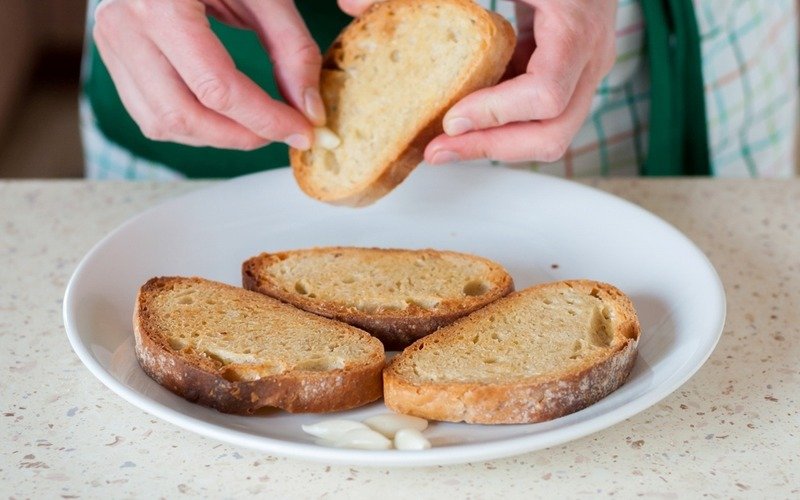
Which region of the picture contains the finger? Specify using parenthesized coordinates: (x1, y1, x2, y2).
(441, 19, 590, 137)
(94, 13, 269, 150)
(93, 11, 154, 132)
(425, 63, 598, 164)
(248, 0, 326, 125)
(337, 0, 384, 16)
(141, 1, 313, 148)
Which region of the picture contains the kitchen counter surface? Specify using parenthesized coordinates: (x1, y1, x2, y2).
(1, 178, 798, 498)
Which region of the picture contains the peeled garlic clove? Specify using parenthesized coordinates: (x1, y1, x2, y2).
(301, 419, 368, 440)
(331, 428, 392, 450)
(314, 127, 341, 150)
(363, 413, 428, 438)
(394, 428, 431, 451)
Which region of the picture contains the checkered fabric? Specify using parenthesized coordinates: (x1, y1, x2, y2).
(80, 99, 185, 180)
(694, 0, 798, 177)
(80, 0, 797, 179)
(485, 0, 651, 176)
(484, 0, 798, 178)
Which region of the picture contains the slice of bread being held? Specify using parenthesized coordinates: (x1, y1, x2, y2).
(383, 280, 640, 424)
(133, 277, 385, 414)
(291, 0, 516, 206)
(242, 247, 514, 350)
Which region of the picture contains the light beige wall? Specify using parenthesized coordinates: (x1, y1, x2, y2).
(32, 0, 87, 49)
(0, 1, 35, 141)
(0, 0, 85, 142)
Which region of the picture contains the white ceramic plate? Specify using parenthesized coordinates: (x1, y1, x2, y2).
(64, 164, 725, 467)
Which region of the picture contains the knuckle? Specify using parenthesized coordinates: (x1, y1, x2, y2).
(584, 21, 604, 47)
(477, 142, 492, 160)
(554, 25, 583, 58)
(160, 109, 190, 135)
(272, 35, 322, 70)
(482, 95, 505, 127)
(194, 75, 233, 112)
(160, 109, 191, 138)
(129, 0, 157, 17)
(94, 0, 153, 42)
(292, 39, 322, 66)
(473, 136, 500, 161)
(254, 114, 281, 139)
(140, 120, 166, 141)
(537, 80, 571, 118)
(141, 110, 188, 141)
(576, 9, 608, 47)
(93, 1, 123, 39)
(92, 2, 111, 28)
(537, 139, 569, 163)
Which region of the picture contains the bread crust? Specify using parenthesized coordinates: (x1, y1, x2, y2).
(383, 280, 641, 424)
(242, 247, 515, 351)
(133, 277, 385, 415)
(290, 0, 517, 206)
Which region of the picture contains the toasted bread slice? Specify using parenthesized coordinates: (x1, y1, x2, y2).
(290, 0, 516, 206)
(383, 280, 640, 424)
(242, 247, 514, 350)
(133, 277, 385, 414)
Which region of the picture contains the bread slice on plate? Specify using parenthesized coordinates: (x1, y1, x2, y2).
(383, 280, 641, 424)
(290, 0, 516, 206)
(133, 277, 385, 414)
(242, 247, 514, 350)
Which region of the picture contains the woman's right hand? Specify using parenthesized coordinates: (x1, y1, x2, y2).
(93, 0, 324, 151)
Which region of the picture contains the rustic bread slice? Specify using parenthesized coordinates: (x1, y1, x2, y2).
(242, 247, 514, 350)
(133, 277, 384, 414)
(383, 280, 640, 424)
(290, 0, 516, 206)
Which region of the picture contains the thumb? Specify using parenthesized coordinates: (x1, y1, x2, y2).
(338, 0, 385, 16)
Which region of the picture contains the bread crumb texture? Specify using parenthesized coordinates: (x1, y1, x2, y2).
(301, 0, 500, 194)
(384, 280, 640, 423)
(138, 277, 381, 382)
(394, 285, 621, 383)
(262, 248, 502, 313)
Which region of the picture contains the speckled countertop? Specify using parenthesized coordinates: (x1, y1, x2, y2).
(1, 179, 798, 498)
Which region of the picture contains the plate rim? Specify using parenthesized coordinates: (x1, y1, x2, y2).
(63, 165, 726, 467)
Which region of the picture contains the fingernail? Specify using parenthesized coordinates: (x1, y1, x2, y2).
(285, 133, 311, 150)
(429, 150, 461, 165)
(304, 88, 326, 125)
(443, 116, 473, 136)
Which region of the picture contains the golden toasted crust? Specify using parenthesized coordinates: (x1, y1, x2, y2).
(383, 280, 641, 424)
(242, 247, 515, 351)
(133, 277, 385, 414)
(291, 0, 516, 206)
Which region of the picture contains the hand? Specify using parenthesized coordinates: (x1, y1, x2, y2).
(339, 0, 618, 164)
(93, 0, 325, 150)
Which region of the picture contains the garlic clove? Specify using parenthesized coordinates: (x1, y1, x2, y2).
(314, 127, 341, 150)
(363, 413, 428, 438)
(331, 428, 392, 450)
(394, 428, 432, 451)
(301, 419, 368, 440)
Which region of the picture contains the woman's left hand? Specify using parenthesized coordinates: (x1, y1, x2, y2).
(339, 0, 618, 164)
